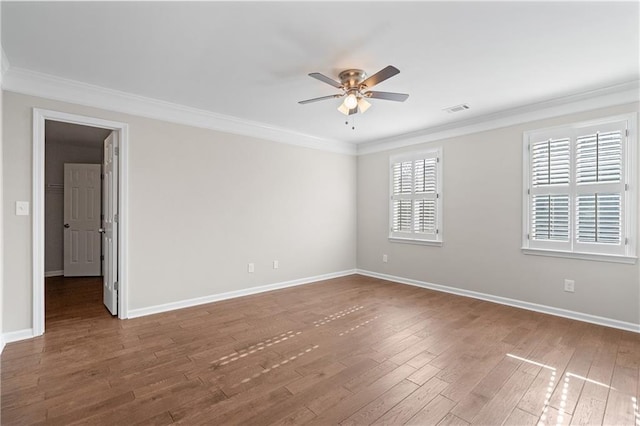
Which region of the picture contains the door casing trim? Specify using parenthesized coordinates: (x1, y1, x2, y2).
(32, 108, 129, 335)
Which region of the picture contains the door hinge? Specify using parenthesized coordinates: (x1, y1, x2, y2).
(114, 213, 119, 223)
(114, 281, 119, 291)
(436, 228, 439, 234)
(625, 238, 629, 245)
(625, 183, 629, 191)
(626, 129, 629, 137)
(437, 157, 440, 163)
(115, 147, 120, 156)
(100, 254, 104, 261)
(527, 233, 530, 240)
(436, 193, 440, 199)
(527, 188, 530, 195)
(101, 173, 104, 180)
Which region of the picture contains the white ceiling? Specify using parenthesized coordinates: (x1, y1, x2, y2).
(2, 1, 639, 146)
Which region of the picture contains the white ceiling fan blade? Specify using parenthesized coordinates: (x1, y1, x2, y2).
(309, 72, 342, 88)
(298, 94, 341, 104)
(360, 65, 400, 89)
(365, 91, 409, 102)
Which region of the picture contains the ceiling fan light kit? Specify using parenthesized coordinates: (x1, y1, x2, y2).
(299, 65, 409, 119)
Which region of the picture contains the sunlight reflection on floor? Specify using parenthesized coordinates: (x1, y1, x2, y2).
(506, 353, 625, 426)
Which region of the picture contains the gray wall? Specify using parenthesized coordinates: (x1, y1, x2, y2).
(45, 140, 102, 273)
(357, 102, 640, 325)
(3, 88, 638, 335)
(3, 91, 357, 332)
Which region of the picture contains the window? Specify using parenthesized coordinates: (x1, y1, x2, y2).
(389, 149, 442, 245)
(523, 114, 637, 262)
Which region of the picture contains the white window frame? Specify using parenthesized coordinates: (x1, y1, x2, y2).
(522, 113, 637, 264)
(389, 148, 443, 246)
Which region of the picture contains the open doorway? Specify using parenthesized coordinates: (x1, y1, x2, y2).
(33, 109, 129, 336)
(44, 121, 111, 326)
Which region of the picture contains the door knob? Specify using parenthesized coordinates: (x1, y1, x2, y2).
(99, 228, 105, 233)
(64, 223, 70, 228)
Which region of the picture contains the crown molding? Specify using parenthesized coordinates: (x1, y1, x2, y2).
(2, 64, 636, 157)
(358, 80, 640, 155)
(2, 67, 356, 155)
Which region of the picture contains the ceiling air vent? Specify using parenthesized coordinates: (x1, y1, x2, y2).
(443, 103, 470, 113)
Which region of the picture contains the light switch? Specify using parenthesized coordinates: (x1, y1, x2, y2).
(16, 201, 30, 216)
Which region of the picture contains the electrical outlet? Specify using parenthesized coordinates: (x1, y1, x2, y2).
(247, 263, 255, 273)
(382, 254, 388, 263)
(564, 279, 575, 293)
(273, 260, 279, 269)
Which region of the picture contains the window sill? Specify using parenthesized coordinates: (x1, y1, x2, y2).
(389, 237, 443, 247)
(521, 248, 637, 264)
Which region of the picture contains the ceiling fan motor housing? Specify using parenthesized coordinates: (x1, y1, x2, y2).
(339, 69, 367, 90)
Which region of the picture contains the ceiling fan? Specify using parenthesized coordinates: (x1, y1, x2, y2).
(298, 65, 409, 115)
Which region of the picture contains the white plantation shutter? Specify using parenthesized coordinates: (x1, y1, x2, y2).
(392, 200, 412, 232)
(529, 137, 571, 248)
(576, 131, 622, 184)
(576, 193, 621, 244)
(414, 158, 437, 193)
(390, 150, 442, 242)
(531, 195, 569, 241)
(393, 161, 413, 194)
(531, 138, 570, 186)
(414, 199, 436, 233)
(524, 116, 634, 259)
(573, 125, 626, 254)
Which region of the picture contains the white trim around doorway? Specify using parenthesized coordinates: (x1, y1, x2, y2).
(32, 108, 129, 336)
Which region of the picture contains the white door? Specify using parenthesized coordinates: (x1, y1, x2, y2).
(63, 164, 102, 276)
(103, 132, 119, 315)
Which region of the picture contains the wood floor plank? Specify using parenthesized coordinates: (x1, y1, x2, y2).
(406, 350, 436, 369)
(372, 377, 449, 425)
(344, 360, 400, 393)
(306, 385, 353, 416)
(305, 364, 416, 425)
(436, 413, 470, 426)
(517, 367, 557, 417)
(503, 407, 538, 426)
(406, 394, 457, 425)
(285, 361, 347, 394)
(2, 274, 635, 425)
(544, 406, 572, 426)
(602, 363, 638, 425)
(450, 356, 522, 421)
(471, 368, 536, 425)
(341, 379, 419, 426)
(407, 363, 441, 386)
(270, 406, 317, 425)
(570, 383, 607, 425)
(238, 357, 377, 423)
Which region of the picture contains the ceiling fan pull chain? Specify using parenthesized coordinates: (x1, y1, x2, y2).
(344, 115, 356, 130)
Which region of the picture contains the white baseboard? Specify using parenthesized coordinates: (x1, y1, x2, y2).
(44, 270, 63, 277)
(127, 269, 357, 319)
(2, 328, 35, 345)
(357, 269, 640, 333)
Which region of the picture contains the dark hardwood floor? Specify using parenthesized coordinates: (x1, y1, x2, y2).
(44, 276, 114, 328)
(2, 274, 638, 425)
